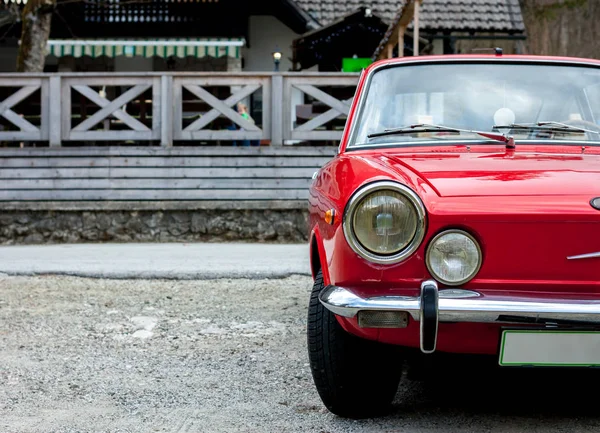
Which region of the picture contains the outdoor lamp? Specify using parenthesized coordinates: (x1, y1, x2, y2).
(272, 48, 282, 72)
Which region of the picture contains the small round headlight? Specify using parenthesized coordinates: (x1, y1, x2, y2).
(426, 230, 482, 286)
(343, 181, 426, 264)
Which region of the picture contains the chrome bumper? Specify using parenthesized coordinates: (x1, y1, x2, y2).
(319, 280, 600, 353)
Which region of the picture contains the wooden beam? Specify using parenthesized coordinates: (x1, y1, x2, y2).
(183, 84, 260, 132)
(0, 189, 312, 201)
(0, 86, 40, 133)
(0, 200, 311, 211)
(0, 146, 338, 157)
(48, 76, 61, 146)
(398, 26, 405, 57)
(184, 84, 260, 132)
(160, 75, 173, 147)
(3, 110, 38, 132)
(0, 167, 318, 179)
(413, 0, 421, 56)
(0, 156, 330, 168)
(0, 86, 39, 115)
(1, 178, 314, 190)
(294, 98, 352, 132)
(294, 84, 351, 115)
(270, 74, 283, 146)
(375, 0, 418, 61)
(72, 84, 150, 132)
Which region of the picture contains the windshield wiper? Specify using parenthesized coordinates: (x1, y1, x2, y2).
(494, 122, 597, 134)
(367, 123, 516, 148)
(367, 123, 461, 139)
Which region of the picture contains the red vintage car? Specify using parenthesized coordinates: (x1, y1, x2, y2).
(307, 54, 600, 418)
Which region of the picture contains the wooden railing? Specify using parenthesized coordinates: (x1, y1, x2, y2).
(0, 72, 360, 147)
(0, 146, 337, 208)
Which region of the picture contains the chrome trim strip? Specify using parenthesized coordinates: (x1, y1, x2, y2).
(319, 285, 420, 318)
(567, 252, 600, 260)
(348, 139, 600, 151)
(342, 181, 427, 265)
(319, 285, 600, 324)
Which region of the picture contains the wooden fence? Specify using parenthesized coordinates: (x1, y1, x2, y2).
(0, 72, 359, 147)
(0, 146, 336, 209)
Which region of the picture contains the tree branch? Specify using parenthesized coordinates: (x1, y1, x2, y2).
(0, 5, 21, 30)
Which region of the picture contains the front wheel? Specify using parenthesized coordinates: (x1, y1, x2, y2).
(307, 270, 404, 418)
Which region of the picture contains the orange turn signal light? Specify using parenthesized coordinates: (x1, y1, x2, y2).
(324, 209, 335, 225)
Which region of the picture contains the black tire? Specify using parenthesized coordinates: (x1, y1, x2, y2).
(307, 269, 404, 418)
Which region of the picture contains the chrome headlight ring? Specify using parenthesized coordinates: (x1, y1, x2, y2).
(342, 181, 427, 264)
(425, 229, 483, 286)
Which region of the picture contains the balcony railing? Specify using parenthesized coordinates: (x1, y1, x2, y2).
(0, 72, 360, 147)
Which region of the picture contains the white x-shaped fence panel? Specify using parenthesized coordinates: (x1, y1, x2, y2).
(283, 75, 358, 142)
(0, 73, 361, 146)
(173, 76, 270, 141)
(0, 78, 48, 141)
(61, 77, 161, 141)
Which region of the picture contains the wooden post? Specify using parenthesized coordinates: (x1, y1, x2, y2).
(413, 0, 420, 56)
(48, 76, 61, 146)
(60, 77, 71, 143)
(387, 45, 393, 59)
(398, 26, 405, 57)
(271, 74, 283, 146)
(160, 75, 173, 147)
(172, 79, 182, 141)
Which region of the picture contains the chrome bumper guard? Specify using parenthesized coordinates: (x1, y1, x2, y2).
(319, 280, 600, 354)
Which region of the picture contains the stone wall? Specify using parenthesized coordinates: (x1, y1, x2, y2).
(0, 209, 309, 244)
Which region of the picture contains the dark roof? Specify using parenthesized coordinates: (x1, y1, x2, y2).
(293, 0, 525, 33)
(294, 0, 402, 26)
(418, 0, 525, 32)
(276, 0, 321, 32)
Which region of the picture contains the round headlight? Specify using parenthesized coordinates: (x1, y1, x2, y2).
(426, 230, 482, 286)
(343, 182, 426, 264)
(353, 191, 417, 254)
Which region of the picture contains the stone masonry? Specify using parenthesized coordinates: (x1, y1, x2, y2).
(0, 210, 309, 244)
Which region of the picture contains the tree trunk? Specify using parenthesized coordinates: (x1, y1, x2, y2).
(520, 0, 599, 58)
(16, 0, 55, 73)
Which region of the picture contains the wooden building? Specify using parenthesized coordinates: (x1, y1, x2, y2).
(373, 0, 527, 60)
(0, 1, 527, 74)
(0, 0, 320, 73)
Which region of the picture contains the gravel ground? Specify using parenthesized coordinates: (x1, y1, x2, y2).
(2, 274, 600, 432)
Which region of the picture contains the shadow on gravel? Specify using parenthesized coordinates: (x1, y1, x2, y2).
(387, 353, 600, 425)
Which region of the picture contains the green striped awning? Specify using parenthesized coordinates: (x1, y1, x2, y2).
(46, 38, 245, 59)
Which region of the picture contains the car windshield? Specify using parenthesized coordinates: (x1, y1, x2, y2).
(350, 62, 600, 147)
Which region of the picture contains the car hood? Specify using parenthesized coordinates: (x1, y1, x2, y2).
(375, 149, 600, 197)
